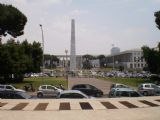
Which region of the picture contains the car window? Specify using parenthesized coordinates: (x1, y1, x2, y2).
(89, 85, 97, 90)
(79, 85, 86, 88)
(72, 93, 85, 98)
(60, 93, 71, 98)
(130, 91, 140, 97)
(73, 85, 86, 89)
(120, 91, 129, 97)
(19, 92, 31, 99)
(6, 86, 13, 90)
(47, 86, 55, 90)
(144, 85, 150, 88)
(0, 86, 4, 89)
(41, 86, 46, 89)
(151, 84, 156, 88)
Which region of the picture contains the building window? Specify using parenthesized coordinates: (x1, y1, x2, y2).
(138, 64, 140, 68)
(134, 64, 136, 68)
(141, 64, 143, 67)
(130, 64, 133, 68)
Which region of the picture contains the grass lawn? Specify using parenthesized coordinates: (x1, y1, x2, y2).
(99, 77, 155, 89)
(12, 77, 67, 90)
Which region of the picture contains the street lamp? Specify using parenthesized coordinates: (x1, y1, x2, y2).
(39, 24, 45, 84)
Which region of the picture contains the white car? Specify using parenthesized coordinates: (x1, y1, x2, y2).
(57, 90, 92, 99)
(0, 84, 25, 92)
(37, 85, 63, 98)
(138, 83, 160, 96)
(110, 83, 130, 90)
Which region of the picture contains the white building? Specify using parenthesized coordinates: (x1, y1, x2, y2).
(106, 49, 146, 70)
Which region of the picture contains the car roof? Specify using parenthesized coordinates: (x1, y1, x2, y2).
(59, 90, 89, 98)
(60, 90, 88, 96)
(60, 90, 84, 94)
(112, 88, 135, 91)
(40, 85, 57, 87)
(114, 83, 126, 86)
(73, 84, 89, 86)
(140, 83, 155, 85)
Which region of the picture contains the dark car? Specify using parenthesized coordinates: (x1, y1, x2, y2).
(71, 84, 103, 97)
(0, 91, 32, 99)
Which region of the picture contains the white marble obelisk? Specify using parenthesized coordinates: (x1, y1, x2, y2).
(70, 19, 76, 71)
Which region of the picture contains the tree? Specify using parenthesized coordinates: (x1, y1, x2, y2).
(44, 54, 59, 69)
(155, 11, 160, 30)
(142, 43, 160, 74)
(82, 54, 94, 69)
(0, 39, 42, 83)
(0, 4, 27, 39)
(97, 55, 106, 68)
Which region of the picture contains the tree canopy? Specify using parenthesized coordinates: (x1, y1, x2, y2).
(0, 4, 27, 38)
(155, 11, 160, 30)
(0, 39, 42, 83)
(142, 43, 160, 74)
(44, 54, 59, 69)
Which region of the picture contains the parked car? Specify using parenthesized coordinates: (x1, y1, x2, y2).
(0, 84, 25, 92)
(138, 83, 160, 96)
(71, 84, 103, 97)
(109, 88, 142, 98)
(37, 85, 63, 98)
(110, 83, 130, 90)
(0, 91, 32, 99)
(57, 90, 90, 99)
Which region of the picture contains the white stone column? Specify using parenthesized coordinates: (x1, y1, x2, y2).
(70, 19, 76, 71)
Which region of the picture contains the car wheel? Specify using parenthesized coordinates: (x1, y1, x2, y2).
(37, 93, 43, 98)
(143, 91, 148, 96)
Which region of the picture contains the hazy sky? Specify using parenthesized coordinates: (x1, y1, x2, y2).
(1, 0, 160, 55)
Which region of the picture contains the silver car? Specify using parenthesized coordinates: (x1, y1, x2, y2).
(138, 83, 160, 96)
(0, 84, 25, 92)
(37, 85, 63, 98)
(57, 90, 91, 99)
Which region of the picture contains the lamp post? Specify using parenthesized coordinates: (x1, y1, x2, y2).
(39, 24, 45, 84)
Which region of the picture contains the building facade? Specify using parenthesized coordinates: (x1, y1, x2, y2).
(106, 49, 146, 70)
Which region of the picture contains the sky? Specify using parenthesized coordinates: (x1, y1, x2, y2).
(1, 0, 160, 55)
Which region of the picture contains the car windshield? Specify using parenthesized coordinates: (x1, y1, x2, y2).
(19, 92, 31, 99)
(130, 91, 140, 97)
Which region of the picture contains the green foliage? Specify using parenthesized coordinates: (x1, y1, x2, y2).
(82, 61, 92, 69)
(82, 54, 94, 69)
(155, 11, 160, 30)
(119, 66, 124, 71)
(0, 4, 27, 38)
(101, 77, 154, 88)
(44, 54, 59, 69)
(149, 74, 160, 81)
(97, 55, 106, 68)
(0, 39, 42, 83)
(142, 43, 160, 74)
(13, 77, 67, 90)
(82, 54, 95, 60)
